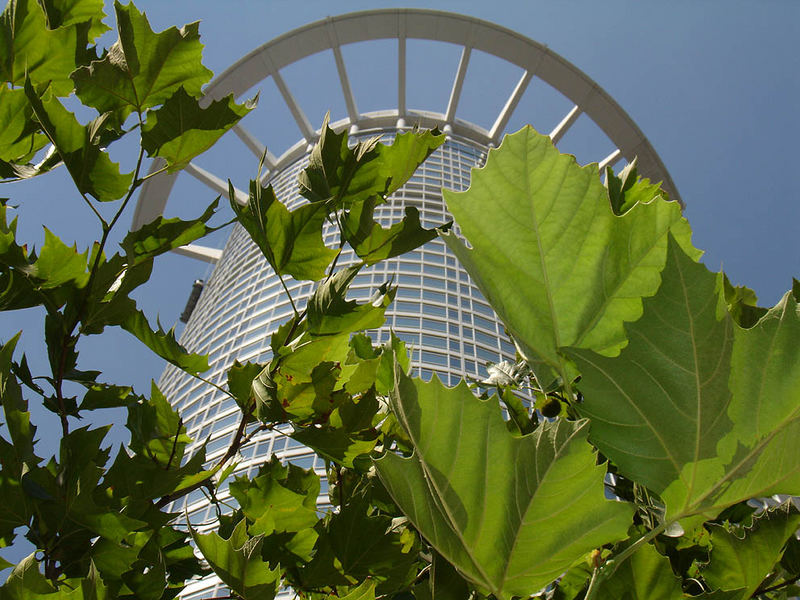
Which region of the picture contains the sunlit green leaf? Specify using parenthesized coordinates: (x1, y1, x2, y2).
(229, 457, 319, 537)
(31, 228, 90, 289)
(142, 88, 255, 171)
(39, 0, 109, 41)
(442, 126, 699, 378)
(573, 238, 800, 525)
(0, 87, 48, 174)
(375, 368, 632, 599)
(127, 382, 191, 468)
(72, 1, 213, 124)
(24, 82, 133, 201)
(0, 0, 82, 94)
(227, 360, 262, 413)
(299, 116, 444, 208)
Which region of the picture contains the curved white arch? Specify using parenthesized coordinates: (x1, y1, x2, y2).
(133, 9, 680, 248)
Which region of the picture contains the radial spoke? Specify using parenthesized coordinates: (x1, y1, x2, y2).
(445, 46, 472, 123)
(173, 244, 223, 264)
(327, 19, 359, 124)
(185, 162, 249, 205)
(232, 123, 277, 170)
(490, 71, 532, 144)
(598, 149, 623, 171)
(550, 105, 581, 145)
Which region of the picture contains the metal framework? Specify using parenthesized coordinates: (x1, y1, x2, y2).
(132, 9, 680, 257)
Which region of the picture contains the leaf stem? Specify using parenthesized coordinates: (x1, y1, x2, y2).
(278, 273, 298, 316)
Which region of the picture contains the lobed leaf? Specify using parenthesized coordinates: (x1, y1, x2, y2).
(442, 126, 698, 380)
(120, 309, 208, 374)
(141, 88, 256, 172)
(375, 367, 632, 599)
(24, 82, 133, 201)
(72, 1, 213, 124)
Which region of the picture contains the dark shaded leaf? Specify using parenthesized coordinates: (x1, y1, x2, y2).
(25, 82, 133, 201)
(231, 179, 337, 282)
(141, 87, 256, 172)
(192, 518, 280, 600)
(121, 309, 208, 374)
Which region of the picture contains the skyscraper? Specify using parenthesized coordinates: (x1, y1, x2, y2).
(134, 10, 678, 599)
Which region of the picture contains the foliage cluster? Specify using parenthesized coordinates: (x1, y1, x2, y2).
(1, 2, 799, 600)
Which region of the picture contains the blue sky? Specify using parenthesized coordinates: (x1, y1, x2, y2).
(1, 1, 798, 466)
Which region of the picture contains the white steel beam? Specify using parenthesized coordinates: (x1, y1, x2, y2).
(549, 104, 581, 144)
(270, 68, 315, 143)
(445, 46, 471, 123)
(489, 70, 532, 144)
(185, 162, 249, 206)
(232, 123, 277, 170)
(398, 33, 406, 116)
(598, 148, 623, 171)
(327, 19, 359, 123)
(172, 244, 223, 264)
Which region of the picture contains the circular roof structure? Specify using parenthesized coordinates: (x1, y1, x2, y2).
(133, 8, 680, 257)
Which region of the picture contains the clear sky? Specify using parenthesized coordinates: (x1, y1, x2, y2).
(1, 0, 798, 468)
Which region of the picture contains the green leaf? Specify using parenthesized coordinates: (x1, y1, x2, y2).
(303, 498, 418, 593)
(338, 580, 376, 600)
(231, 179, 338, 282)
(142, 87, 256, 172)
(191, 518, 281, 600)
(573, 238, 800, 525)
(0, 0, 82, 94)
(24, 82, 133, 201)
(0, 86, 48, 171)
(228, 457, 319, 537)
(31, 228, 90, 289)
(39, 0, 110, 41)
(343, 200, 445, 265)
(441, 126, 699, 377)
(595, 544, 684, 599)
(127, 382, 191, 468)
(227, 360, 261, 413)
(291, 426, 378, 469)
(122, 197, 219, 265)
(307, 265, 395, 336)
(701, 503, 800, 597)
(299, 116, 445, 207)
(72, 1, 213, 124)
(0, 553, 57, 598)
(605, 157, 668, 216)
(374, 368, 632, 599)
(121, 309, 208, 374)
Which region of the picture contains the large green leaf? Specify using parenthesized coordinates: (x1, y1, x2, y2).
(141, 88, 256, 172)
(0, 0, 82, 94)
(701, 504, 800, 598)
(441, 126, 698, 378)
(374, 368, 632, 599)
(72, 1, 212, 123)
(231, 179, 337, 282)
(25, 82, 132, 201)
(572, 238, 800, 524)
(126, 383, 191, 468)
(191, 519, 280, 600)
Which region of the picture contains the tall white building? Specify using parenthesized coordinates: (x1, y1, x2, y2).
(134, 10, 678, 598)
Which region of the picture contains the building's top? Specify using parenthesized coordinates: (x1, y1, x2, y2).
(133, 9, 680, 256)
